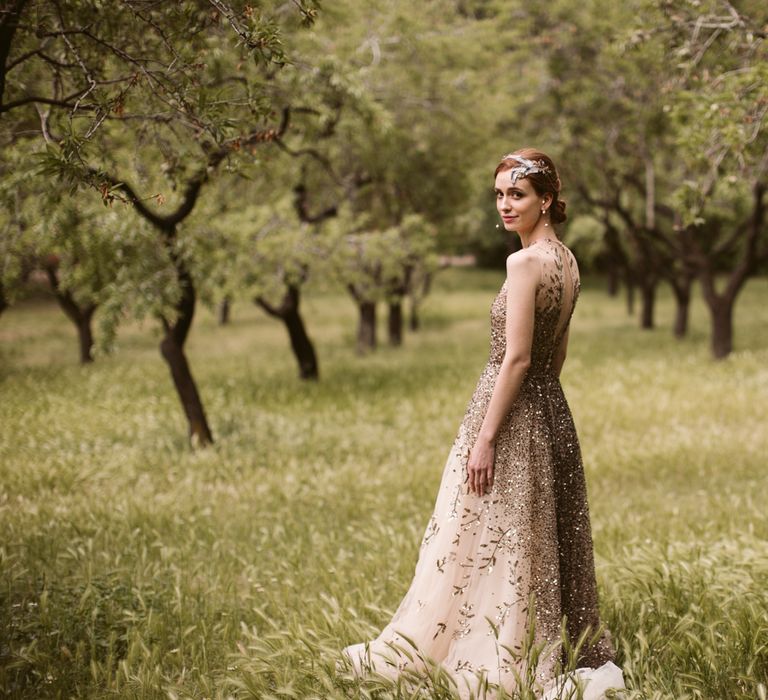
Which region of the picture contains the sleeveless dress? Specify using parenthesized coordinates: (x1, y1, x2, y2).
(343, 238, 624, 699)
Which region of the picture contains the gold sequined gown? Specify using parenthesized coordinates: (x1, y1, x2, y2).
(344, 239, 621, 698)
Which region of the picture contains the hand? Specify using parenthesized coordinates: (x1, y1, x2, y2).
(466, 437, 495, 496)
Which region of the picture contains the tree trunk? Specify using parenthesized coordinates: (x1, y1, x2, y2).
(710, 297, 734, 360)
(673, 294, 689, 339)
(690, 185, 766, 360)
(44, 264, 96, 364)
(639, 279, 655, 329)
(671, 275, 693, 339)
(160, 332, 213, 445)
(388, 301, 403, 346)
(357, 301, 376, 354)
(408, 270, 431, 332)
(284, 303, 319, 380)
(218, 297, 231, 325)
(625, 277, 635, 316)
(0, 1, 29, 110)
(160, 261, 213, 446)
(409, 298, 420, 331)
(607, 267, 620, 297)
(256, 285, 319, 380)
(76, 307, 96, 363)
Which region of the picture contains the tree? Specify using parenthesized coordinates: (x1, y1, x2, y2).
(189, 180, 325, 380)
(2, 1, 320, 444)
(502, 0, 766, 356)
(327, 212, 437, 354)
(655, 0, 768, 358)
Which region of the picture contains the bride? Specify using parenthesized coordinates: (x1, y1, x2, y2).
(342, 149, 625, 699)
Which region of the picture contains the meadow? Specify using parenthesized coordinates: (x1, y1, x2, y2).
(1, 269, 767, 699)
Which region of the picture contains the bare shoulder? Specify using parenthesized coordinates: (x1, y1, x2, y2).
(505, 248, 540, 280)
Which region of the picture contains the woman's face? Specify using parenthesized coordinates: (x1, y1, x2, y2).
(494, 171, 549, 234)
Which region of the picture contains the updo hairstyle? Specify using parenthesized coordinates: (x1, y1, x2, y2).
(494, 148, 567, 225)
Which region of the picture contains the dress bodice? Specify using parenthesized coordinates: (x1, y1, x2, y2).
(488, 238, 580, 375)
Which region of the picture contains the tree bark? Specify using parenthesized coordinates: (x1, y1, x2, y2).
(160, 333, 213, 445)
(625, 275, 635, 316)
(284, 303, 318, 379)
(44, 264, 96, 364)
(606, 267, 620, 297)
(639, 278, 656, 329)
(160, 260, 213, 446)
(0, 0, 28, 110)
(388, 301, 403, 346)
(357, 301, 376, 354)
(256, 285, 319, 380)
(75, 308, 96, 363)
(670, 274, 693, 338)
(709, 298, 733, 360)
(218, 297, 231, 325)
(409, 298, 420, 331)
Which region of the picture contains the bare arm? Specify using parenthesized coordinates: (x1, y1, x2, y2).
(466, 252, 538, 495)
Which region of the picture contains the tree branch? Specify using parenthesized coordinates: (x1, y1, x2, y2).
(292, 182, 337, 223)
(0, 0, 30, 109)
(94, 121, 286, 230)
(724, 182, 766, 301)
(0, 92, 84, 113)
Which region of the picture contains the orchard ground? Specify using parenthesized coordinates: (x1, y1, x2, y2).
(1, 269, 767, 699)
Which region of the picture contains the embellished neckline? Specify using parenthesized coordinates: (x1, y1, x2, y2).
(527, 237, 562, 248)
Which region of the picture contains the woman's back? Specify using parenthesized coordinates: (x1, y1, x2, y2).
(487, 238, 580, 376)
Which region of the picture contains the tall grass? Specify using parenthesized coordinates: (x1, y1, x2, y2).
(0, 271, 766, 699)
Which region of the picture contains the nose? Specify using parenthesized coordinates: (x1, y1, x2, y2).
(498, 194, 512, 211)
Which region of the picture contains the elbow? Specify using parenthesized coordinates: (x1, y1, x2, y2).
(502, 352, 531, 372)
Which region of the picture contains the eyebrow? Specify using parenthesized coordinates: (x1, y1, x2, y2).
(493, 186, 525, 194)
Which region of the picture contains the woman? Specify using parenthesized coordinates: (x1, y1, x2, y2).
(343, 149, 624, 699)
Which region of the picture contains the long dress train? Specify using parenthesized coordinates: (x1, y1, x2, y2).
(343, 239, 624, 698)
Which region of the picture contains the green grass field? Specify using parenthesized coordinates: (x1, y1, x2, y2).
(1, 269, 767, 699)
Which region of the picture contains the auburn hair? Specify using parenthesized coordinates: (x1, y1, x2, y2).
(495, 148, 567, 224)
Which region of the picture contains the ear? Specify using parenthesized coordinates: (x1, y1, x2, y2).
(542, 193, 554, 208)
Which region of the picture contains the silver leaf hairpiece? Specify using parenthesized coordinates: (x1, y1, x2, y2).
(501, 154, 552, 185)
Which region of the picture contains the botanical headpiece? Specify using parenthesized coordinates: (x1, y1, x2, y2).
(501, 154, 552, 185)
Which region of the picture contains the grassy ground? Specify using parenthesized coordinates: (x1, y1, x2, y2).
(0, 269, 766, 699)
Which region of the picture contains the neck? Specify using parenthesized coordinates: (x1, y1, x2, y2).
(519, 224, 555, 249)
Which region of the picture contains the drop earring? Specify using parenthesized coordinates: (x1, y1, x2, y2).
(542, 201, 549, 227)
